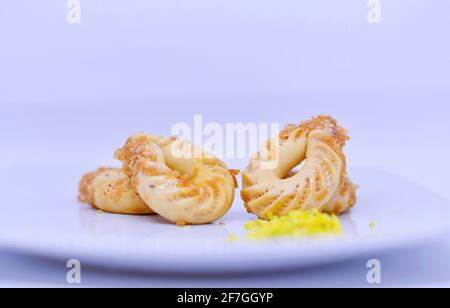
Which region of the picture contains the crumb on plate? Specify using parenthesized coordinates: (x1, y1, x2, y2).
(226, 233, 238, 243)
(245, 209, 342, 240)
(176, 220, 188, 227)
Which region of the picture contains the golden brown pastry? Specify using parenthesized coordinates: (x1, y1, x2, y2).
(241, 115, 357, 219)
(78, 167, 154, 215)
(115, 134, 237, 225)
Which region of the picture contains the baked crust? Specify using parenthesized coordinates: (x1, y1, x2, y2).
(115, 134, 236, 224)
(78, 167, 154, 215)
(241, 115, 357, 219)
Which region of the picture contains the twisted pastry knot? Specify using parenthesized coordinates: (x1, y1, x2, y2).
(78, 167, 154, 215)
(115, 133, 237, 225)
(241, 115, 357, 220)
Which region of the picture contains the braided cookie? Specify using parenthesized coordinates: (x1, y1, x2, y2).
(115, 134, 237, 225)
(78, 168, 154, 215)
(241, 115, 357, 220)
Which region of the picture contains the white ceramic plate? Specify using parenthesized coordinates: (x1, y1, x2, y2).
(0, 163, 449, 273)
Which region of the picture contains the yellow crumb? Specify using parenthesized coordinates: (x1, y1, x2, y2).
(226, 233, 238, 243)
(176, 220, 188, 227)
(245, 209, 342, 240)
(369, 221, 376, 230)
(97, 209, 105, 214)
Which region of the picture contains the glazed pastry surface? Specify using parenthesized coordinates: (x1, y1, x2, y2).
(241, 115, 357, 219)
(115, 134, 237, 225)
(78, 167, 154, 215)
